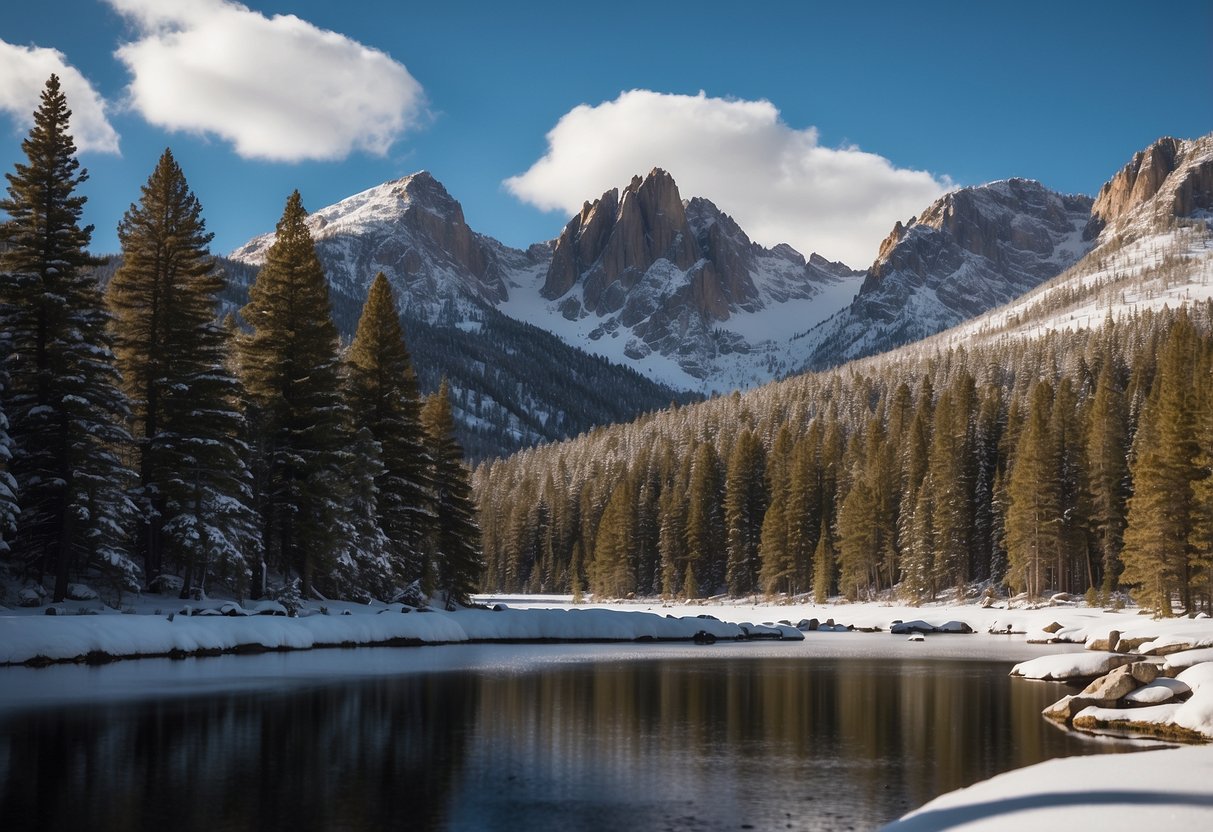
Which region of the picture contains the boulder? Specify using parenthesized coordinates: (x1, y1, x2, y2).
(1129, 661, 1161, 685)
(17, 587, 42, 608)
(1080, 665, 1139, 702)
(1043, 694, 1107, 723)
(1041, 621, 1063, 634)
(65, 582, 99, 601)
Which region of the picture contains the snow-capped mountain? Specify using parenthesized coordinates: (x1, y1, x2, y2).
(923, 133, 1213, 353)
(500, 169, 865, 391)
(795, 178, 1095, 371)
(226, 134, 1212, 452)
(230, 172, 546, 320)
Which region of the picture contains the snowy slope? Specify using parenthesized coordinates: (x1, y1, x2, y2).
(793, 178, 1095, 371)
(899, 135, 1213, 357)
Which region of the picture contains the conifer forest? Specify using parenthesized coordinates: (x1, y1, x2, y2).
(476, 306, 1213, 615)
(0, 77, 482, 606)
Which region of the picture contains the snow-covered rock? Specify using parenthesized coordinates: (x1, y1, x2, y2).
(1009, 651, 1135, 681)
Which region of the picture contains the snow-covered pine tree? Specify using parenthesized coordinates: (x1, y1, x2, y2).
(421, 380, 482, 605)
(0, 75, 138, 601)
(346, 273, 435, 589)
(109, 149, 259, 596)
(239, 191, 351, 597)
(0, 357, 18, 556)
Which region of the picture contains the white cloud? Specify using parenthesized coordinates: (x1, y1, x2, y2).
(506, 90, 952, 267)
(106, 0, 427, 162)
(0, 40, 120, 154)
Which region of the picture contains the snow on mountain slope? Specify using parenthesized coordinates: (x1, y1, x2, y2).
(866, 134, 1213, 361)
(229, 172, 545, 321)
(791, 177, 1095, 371)
(502, 169, 866, 392)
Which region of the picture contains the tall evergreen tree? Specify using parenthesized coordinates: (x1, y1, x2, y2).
(1122, 314, 1200, 615)
(239, 191, 350, 596)
(1005, 381, 1059, 598)
(421, 380, 483, 604)
(684, 441, 724, 597)
(109, 149, 258, 595)
(837, 457, 877, 600)
(1085, 354, 1129, 592)
(724, 429, 766, 596)
(0, 75, 137, 600)
(347, 273, 435, 587)
(0, 364, 17, 556)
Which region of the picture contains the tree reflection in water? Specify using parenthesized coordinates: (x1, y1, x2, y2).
(0, 655, 1135, 831)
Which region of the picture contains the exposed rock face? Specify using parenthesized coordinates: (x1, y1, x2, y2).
(230, 172, 543, 320)
(1085, 135, 1213, 238)
(800, 178, 1093, 370)
(536, 168, 861, 381)
(543, 169, 712, 316)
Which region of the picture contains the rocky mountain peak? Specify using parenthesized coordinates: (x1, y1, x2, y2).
(1086, 134, 1213, 239)
(800, 178, 1093, 371)
(541, 167, 699, 309)
(230, 170, 527, 316)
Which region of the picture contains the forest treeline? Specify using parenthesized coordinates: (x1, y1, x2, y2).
(0, 77, 481, 605)
(476, 296, 1213, 615)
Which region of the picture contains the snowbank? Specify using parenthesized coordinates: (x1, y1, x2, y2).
(0, 606, 801, 666)
(883, 745, 1213, 831)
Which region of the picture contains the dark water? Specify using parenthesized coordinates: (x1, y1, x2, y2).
(0, 642, 1139, 832)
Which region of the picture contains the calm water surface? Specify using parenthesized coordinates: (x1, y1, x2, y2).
(0, 638, 1144, 831)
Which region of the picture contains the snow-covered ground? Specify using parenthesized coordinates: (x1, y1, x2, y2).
(883, 743, 1213, 831)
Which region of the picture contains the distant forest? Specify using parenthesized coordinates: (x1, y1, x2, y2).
(477, 303, 1213, 615)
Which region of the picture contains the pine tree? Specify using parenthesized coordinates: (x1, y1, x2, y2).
(1122, 315, 1200, 615)
(1005, 381, 1059, 599)
(1085, 354, 1129, 592)
(724, 429, 766, 596)
(836, 457, 877, 600)
(684, 441, 724, 597)
(812, 521, 834, 604)
(239, 191, 351, 597)
(347, 273, 435, 587)
(421, 380, 483, 605)
(109, 148, 257, 595)
(591, 476, 635, 598)
(0, 75, 137, 601)
(758, 425, 794, 596)
(0, 364, 18, 556)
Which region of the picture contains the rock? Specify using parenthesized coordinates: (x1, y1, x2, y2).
(1080, 665, 1139, 702)
(1087, 630, 1122, 652)
(1043, 694, 1104, 723)
(1115, 635, 1154, 653)
(1086, 135, 1213, 237)
(65, 582, 98, 601)
(18, 587, 43, 607)
(1042, 621, 1063, 634)
(1129, 661, 1161, 685)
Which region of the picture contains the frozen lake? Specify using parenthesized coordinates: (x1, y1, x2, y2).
(0, 637, 1146, 830)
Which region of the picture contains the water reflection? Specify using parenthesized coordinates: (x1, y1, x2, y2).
(0, 653, 1132, 831)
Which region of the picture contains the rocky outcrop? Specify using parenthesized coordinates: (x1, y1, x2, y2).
(801, 179, 1093, 370)
(535, 168, 857, 381)
(1085, 135, 1213, 238)
(543, 169, 711, 316)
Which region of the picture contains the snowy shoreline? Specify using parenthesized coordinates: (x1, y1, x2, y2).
(0, 604, 802, 668)
(5, 594, 1213, 829)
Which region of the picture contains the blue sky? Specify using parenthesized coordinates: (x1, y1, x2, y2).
(1, 0, 1210, 267)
